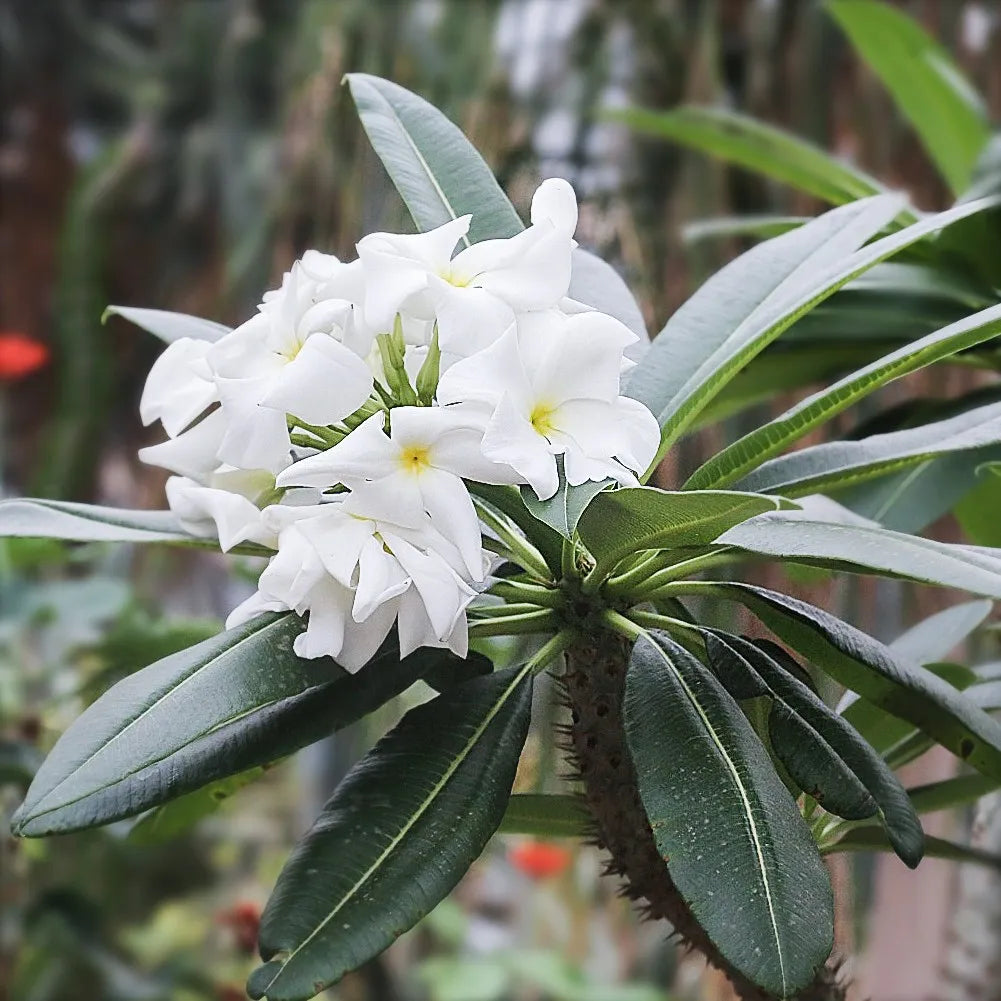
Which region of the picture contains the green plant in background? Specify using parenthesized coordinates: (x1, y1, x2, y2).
(4, 67, 1001, 1001)
(611, 0, 1001, 535)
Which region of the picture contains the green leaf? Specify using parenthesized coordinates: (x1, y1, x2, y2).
(606, 105, 885, 205)
(683, 215, 809, 244)
(824, 828, 1001, 871)
(710, 634, 923, 866)
(577, 487, 788, 576)
(345, 73, 521, 245)
(890, 600, 992, 664)
(624, 630, 833, 997)
(498, 794, 589, 838)
(0, 497, 272, 555)
(568, 248, 647, 342)
(716, 508, 1001, 599)
(12, 614, 464, 835)
(627, 195, 906, 462)
(672, 582, 1001, 781)
(346, 75, 647, 339)
(828, 0, 990, 194)
(127, 766, 267, 845)
(832, 447, 1001, 534)
(470, 482, 564, 574)
(521, 466, 614, 540)
(956, 462, 1001, 545)
(686, 302, 1001, 490)
(734, 400, 1001, 497)
(905, 773, 1001, 816)
(703, 634, 878, 823)
(103, 305, 230, 344)
(247, 667, 533, 1001)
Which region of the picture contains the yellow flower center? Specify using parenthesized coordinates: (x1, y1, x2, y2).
(399, 444, 432, 474)
(530, 402, 559, 437)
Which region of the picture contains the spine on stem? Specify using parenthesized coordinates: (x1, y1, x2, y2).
(561, 626, 846, 1001)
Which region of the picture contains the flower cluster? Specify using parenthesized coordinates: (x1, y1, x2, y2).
(140, 180, 659, 670)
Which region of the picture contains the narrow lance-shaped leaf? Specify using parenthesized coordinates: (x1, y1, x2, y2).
(345, 73, 647, 339)
(828, 0, 990, 195)
(103, 305, 230, 344)
(13, 614, 480, 835)
(0, 497, 268, 554)
(702, 632, 878, 825)
(605, 105, 887, 206)
(714, 634, 923, 866)
(624, 630, 833, 997)
(686, 302, 1001, 490)
(669, 582, 1001, 781)
(247, 667, 533, 1001)
(890, 600, 993, 665)
(716, 507, 1001, 599)
(627, 195, 998, 466)
(824, 829, 1001, 872)
(734, 400, 1001, 497)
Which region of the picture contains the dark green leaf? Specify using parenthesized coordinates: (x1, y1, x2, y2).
(673, 582, 1001, 781)
(624, 631, 833, 997)
(712, 634, 922, 865)
(247, 667, 533, 1001)
(12, 614, 468, 835)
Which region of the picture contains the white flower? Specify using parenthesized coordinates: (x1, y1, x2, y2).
(140, 337, 218, 436)
(207, 254, 376, 472)
(436, 310, 660, 499)
(139, 408, 229, 481)
(357, 178, 578, 358)
(277, 406, 511, 580)
(164, 468, 279, 552)
(226, 486, 477, 669)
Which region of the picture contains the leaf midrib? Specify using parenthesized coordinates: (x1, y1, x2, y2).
(261, 663, 530, 993)
(22, 614, 290, 819)
(370, 82, 472, 250)
(640, 631, 788, 995)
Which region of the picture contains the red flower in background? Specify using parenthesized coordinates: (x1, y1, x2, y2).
(0, 332, 50, 380)
(509, 840, 572, 880)
(216, 900, 261, 954)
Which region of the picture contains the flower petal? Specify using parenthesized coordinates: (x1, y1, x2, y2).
(138, 408, 227, 481)
(482, 393, 560, 500)
(140, 338, 218, 436)
(530, 177, 578, 236)
(260, 335, 373, 426)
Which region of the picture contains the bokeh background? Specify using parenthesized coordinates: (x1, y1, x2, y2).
(3, 2, 1001, 1000)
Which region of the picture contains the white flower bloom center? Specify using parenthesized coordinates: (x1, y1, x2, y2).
(398, 443, 433, 474)
(529, 401, 559, 437)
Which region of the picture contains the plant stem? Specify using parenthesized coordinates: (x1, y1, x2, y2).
(489, 579, 563, 609)
(561, 537, 578, 580)
(603, 551, 674, 598)
(628, 608, 704, 641)
(468, 602, 544, 619)
(623, 550, 738, 599)
(475, 501, 552, 581)
(468, 608, 559, 638)
(524, 629, 575, 676)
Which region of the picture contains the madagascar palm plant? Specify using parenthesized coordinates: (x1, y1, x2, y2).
(5, 71, 1001, 1001)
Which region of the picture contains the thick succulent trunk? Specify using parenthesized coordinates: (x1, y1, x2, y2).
(562, 631, 846, 1001)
